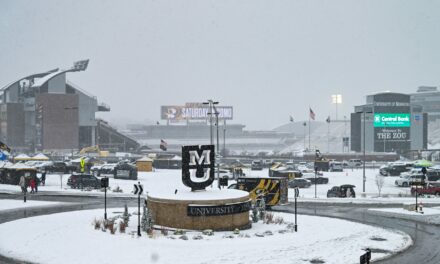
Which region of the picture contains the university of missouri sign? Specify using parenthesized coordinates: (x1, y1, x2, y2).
(187, 201, 251, 217)
(182, 145, 215, 191)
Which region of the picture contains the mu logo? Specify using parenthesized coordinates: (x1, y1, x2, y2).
(182, 145, 215, 191)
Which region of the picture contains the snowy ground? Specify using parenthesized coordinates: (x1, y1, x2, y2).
(369, 207, 440, 225)
(0, 208, 412, 264)
(1, 168, 439, 205)
(0, 199, 63, 212)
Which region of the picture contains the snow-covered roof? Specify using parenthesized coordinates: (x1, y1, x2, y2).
(32, 70, 67, 88)
(171, 155, 182, 161)
(70, 157, 89, 163)
(137, 156, 153, 162)
(32, 153, 50, 161)
(14, 154, 31, 160)
(0, 161, 13, 168)
(5, 163, 35, 170)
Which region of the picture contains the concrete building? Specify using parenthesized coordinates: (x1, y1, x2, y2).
(0, 60, 138, 152)
(410, 86, 440, 122)
(351, 92, 427, 154)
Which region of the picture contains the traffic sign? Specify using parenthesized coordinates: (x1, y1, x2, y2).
(101, 177, 109, 188)
(294, 187, 299, 198)
(133, 183, 143, 195)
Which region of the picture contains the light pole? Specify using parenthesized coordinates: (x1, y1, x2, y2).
(223, 120, 226, 157)
(203, 100, 218, 145)
(303, 122, 307, 151)
(213, 104, 220, 189)
(357, 107, 373, 194)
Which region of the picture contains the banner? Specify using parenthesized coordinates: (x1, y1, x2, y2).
(374, 113, 410, 127)
(161, 105, 233, 120)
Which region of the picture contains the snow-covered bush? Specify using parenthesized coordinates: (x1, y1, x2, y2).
(112, 186, 123, 193)
(258, 198, 266, 220)
(264, 212, 274, 224)
(251, 205, 259, 223)
(122, 204, 130, 226)
(119, 221, 126, 233)
(92, 218, 102, 230)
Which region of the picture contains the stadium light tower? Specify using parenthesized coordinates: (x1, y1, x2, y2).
(331, 94, 342, 120)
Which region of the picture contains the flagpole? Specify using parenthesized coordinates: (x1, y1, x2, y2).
(327, 119, 330, 153)
(308, 109, 311, 151)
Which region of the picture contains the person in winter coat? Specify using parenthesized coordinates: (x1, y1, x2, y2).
(30, 178, 36, 193)
(19, 175, 26, 193)
(41, 171, 46, 186)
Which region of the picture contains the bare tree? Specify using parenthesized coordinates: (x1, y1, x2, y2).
(375, 174, 385, 197)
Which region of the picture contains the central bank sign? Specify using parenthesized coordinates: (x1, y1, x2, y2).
(373, 113, 410, 127)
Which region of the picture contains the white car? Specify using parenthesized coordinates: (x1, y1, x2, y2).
(395, 174, 426, 187)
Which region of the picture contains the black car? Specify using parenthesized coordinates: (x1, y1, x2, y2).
(304, 176, 329, 184)
(380, 164, 412, 176)
(114, 162, 138, 180)
(41, 162, 77, 174)
(288, 178, 312, 188)
(327, 184, 356, 198)
(67, 174, 100, 189)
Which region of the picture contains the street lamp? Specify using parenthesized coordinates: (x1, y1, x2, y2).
(213, 104, 220, 188)
(203, 100, 219, 145)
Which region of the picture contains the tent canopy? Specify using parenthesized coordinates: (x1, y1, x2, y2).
(413, 159, 433, 168)
(14, 154, 32, 161)
(31, 153, 50, 161)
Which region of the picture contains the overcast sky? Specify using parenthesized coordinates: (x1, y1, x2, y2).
(1, 0, 439, 130)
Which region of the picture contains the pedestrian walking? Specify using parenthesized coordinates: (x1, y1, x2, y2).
(30, 178, 36, 193)
(19, 175, 26, 193)
(41, 171, 46, 186)
(34, 176, 38, 193)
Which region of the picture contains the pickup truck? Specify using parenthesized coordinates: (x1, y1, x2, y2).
(411, 183, 440, 196)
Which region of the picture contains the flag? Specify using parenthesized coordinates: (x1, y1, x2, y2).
(0, 141, 11, 153)
(72, 59, 89, 71)
(289, 115, 294, 122)
(309, 108, 315, 120)
(160, 139, 168, 151)
(326, 116, 331, 123)
(0, 151, 7, 161)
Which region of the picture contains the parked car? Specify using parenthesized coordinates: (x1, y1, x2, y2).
(215, 169, 234, 180)
(288, 178, 311, 188)
(251, 160, 263, 170)
(426, 170, 440, 182)
(113, 162, 138, 180)
(67, 174, 100, 189)
(40, 161, 77, 174)
(395, 174, 426, 187)
(411, 182, 440, 196)
(303, 175, 329, 184)
(327, 184, 356, 198)
(94, 163, 117, 176)
(329, 162, 343, 172)
(379, 163, 412, 176)
(348, 159, 362, 167)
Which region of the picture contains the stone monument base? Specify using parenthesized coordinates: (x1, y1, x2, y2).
(147, 189, 251, 231)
